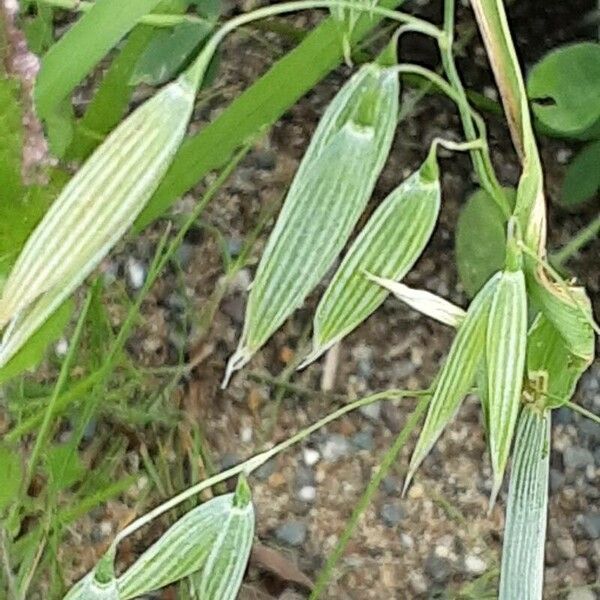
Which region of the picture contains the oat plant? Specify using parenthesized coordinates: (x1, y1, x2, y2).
(0, 0, 598, 598)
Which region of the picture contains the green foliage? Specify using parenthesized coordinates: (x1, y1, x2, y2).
(135, 0, 406, 230)
(560, 140, 600, 207)
(131, 21, 212, 85)
(0, 444, 22, 512)
(455, 187, 515, 297)
(303, 148, 440, 365)
(35, 0, 162, 155)
(225, 62, 399, 382)
(527, 42, 600, 137)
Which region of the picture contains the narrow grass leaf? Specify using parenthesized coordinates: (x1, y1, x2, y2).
(224, 63, 399, 383)
(194, 476, 255, 600)
(116, 493, 233, 599)
(404, 272, 499, 491)
(499, 406, 550, 600)
(486, 266, 527, 504)
(35, 0, 162, 154)
(365, 275, 465, 328)
(0, 72, 198, 367)
(301, 151, 440, 366)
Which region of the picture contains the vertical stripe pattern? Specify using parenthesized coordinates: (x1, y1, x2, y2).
(405, 272, 500, 491)
(499, 407, 550, 600)
(486, 267, 527, 500)
(0, 75, 196, 366)
(302, 165, 440, 366)
(224, 63, 399, 383)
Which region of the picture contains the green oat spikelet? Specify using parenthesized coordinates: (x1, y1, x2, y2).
(486, 219, 528, 505)
(0, 64, 207, 367)
(300, 147, 440, 367)
(404, 271, 499, 493)
(224, 62, 399, 386)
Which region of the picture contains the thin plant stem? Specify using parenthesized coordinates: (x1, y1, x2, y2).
(310, 393, 430, 598)
(0, 528, 18, 600)
(566, 401, 600, 426)
(551, 213, 600, 268)
(22, 289, 93, 493)
(184, 0, 443, 87)
(440, 0, 509, 218)
(111, 388, 430, 547)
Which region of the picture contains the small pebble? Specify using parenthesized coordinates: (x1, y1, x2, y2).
(464, 554, 487, 575)
(126, 257, 146, 289)
(298, 485, 316, 502)
(556, 537, 576, 559)
(380, 502, 404, 527)
(240, 426, 253, 443)
(359, 402, 381, 422)
(254, 458, 277, 481)
(275, 520, 307, 547)
(351, 430, 374, 451)
(55, 338, 69, 357)
(320, 434, 352, 461)
(567, 588, 596, 600)
(564, 447, 594, 470)
(302, 447, 320, 466)
(581, 513, 600, 539)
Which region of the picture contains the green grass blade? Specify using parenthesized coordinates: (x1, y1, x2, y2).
(35, 0, 162, 154)
(224, 63, 399, 384)
(0, 75, 196, 365)
(486, 268, 527, 504)
(194, 477, 255, 600)
(116, 494, 233, 599)
(135, 0, 406, 230)
(404, 272, 500, 491)
(499, 406, 550, 600)
(301, 151, 440, 366)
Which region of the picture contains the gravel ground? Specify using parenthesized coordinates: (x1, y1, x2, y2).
(16, 0, 600, 598)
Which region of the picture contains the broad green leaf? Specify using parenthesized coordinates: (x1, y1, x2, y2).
(0, 74, 198, 366)
(527, 42, 600, 137)
(499, 406, 550, 600)
(526, 313, 591, 409)
(455, 187, 515, 297)
(0, 444, 22, 512)
(366, 275, 466, 327)
(135, 0, 407, 230)
(560, 140, 600, 207)
(116, 486, 251, 599)
(404, 272, 500, 490)
(302, 151, 440, 366)
(35, 0, 162, 155)
(131, 21, 212, 86)
(224, 63, 399, 383)
(486, 266, 527, 502)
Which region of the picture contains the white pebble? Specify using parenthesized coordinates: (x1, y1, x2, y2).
(303, 447, 320, 466)
(240, 426, 253, 443)
(55, 338, 69, 356)
(298, 485, 316, 502)
(126, 257, 146, 289)
(464, 554, 487, 575)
